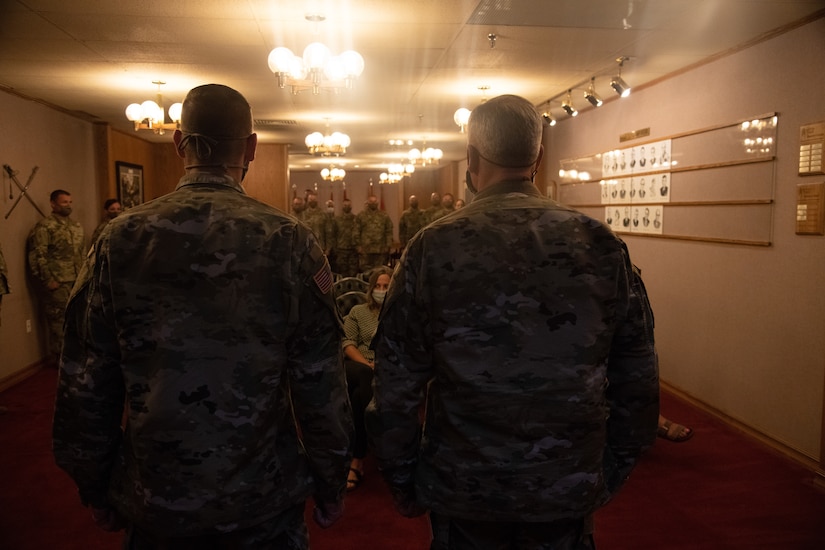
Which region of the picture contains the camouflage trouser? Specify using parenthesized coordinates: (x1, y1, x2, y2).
(429, 513, 595, 550)
(41, 281, 73, 359)
(123, 503, 308, 549)
(333, 248, 359, 277)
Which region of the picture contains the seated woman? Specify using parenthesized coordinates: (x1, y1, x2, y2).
(342, 266, 393, 490)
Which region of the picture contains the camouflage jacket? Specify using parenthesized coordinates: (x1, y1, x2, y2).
(398, 207, 428, 247)
(424, 206, 447, 223)
(303, 205, 333, 251)
(355, 208, 393, 253)
(53, 173, 353, 537)
(334, 212, 357, 250)
(366, 178, 659, 522)
(27, 213, 85, 286)
(0, 242, 9, 295)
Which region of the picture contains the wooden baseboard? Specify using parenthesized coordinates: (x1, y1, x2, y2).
(661, 381, 821, 476)
(0, 360, 49, 393)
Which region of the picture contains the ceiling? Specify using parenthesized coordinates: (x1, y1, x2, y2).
(1, 0, 823, 174)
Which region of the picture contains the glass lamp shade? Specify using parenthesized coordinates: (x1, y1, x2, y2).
(268, 47, 295, 73)
(167, 102, 183, 123)
(303, 42, 331, 70)
(339, 50, 365, 77)
(454, 108, 471, 128)
(125, 103, 143, 122)
(305, 132, 325, 148)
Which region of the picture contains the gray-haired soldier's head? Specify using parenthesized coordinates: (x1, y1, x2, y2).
(176, 84, 254, 164)
(468, 94, 542, 168)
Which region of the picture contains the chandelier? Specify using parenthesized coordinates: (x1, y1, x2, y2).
(321, 166, 346, 182)
(408, 144, 443, 166)
(124, 81, 182, 135)
(267, 16, 364, 95)
(305, 122, 350, 156)
(380, 163, 415, 184)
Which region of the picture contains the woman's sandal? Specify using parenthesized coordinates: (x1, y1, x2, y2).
(347, 468, 364, 492)
(657, 419, 694, 443)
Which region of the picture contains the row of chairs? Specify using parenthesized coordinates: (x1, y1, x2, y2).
(334, 277, 369, 316)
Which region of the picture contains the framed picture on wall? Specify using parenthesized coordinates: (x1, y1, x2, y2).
(115, 161, 144, 209)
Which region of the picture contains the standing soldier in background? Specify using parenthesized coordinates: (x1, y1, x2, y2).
(333, 198, 359, 276)
(440, 193, 456, 216)
(398, 194, 427, 250)
(0, 241, 9, 325)
(355, 195, 393, 271)
(26, 189, 85, 365)
(291, 195, 306, 220)
(424, 191, 444, 223)
(303, 191, 332, 254)
(90, 198, 123, 245)
(323, 199, 337, 264)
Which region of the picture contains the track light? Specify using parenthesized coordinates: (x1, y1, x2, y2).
(611, 57, 632, 97)
(584, 78, 603, 107)
(541, 112, 556, 126)
(561, 90, 578, 117)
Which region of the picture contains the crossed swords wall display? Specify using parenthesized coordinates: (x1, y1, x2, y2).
(3, 164, 45, 219)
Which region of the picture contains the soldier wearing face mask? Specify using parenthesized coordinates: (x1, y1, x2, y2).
(355, 195, 393, 271)
(304, 191, 332, 255)
(26, 189, 85, 365)
(333, 199, 359, 276)
(90, 198, 123, 245)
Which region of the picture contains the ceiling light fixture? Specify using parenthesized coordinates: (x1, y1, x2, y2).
(124, 81, 182, 135)
(453, 108, 471, 133)
(268, 15, 365, 95)
(408, 143, 443, 166)
(321, 166, 346, 182)
(305, 120, 350, 156)
(610, 56, 632, 97)
(584, 77, 603, 107)
(541, 112, 557, 126)
(561, 91, 578, 117)
(380, 163, 415, 184)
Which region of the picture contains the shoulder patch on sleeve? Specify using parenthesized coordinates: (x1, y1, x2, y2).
(313, 260, 334, 294)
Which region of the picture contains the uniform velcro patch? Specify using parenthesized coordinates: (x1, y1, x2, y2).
(313, 262, 333, 294)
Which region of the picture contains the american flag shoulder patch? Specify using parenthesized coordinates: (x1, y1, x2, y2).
(313, 262, 333, 294)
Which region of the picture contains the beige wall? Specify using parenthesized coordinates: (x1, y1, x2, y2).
(542, 17, 825, 462)
(0, 92, 98, 382)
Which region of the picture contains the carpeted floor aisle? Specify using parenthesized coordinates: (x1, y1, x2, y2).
(1, 368, 824, 549)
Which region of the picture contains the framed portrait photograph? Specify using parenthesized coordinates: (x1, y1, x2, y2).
(115, 161, 144, 209)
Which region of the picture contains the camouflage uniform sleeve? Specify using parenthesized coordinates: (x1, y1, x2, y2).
(602, 248, 660, 498)
(0, 244, 9, 295)
(398, 213, 408, 246)
(28, 221, 53, 285)
(384, 215, 394, 249)
(52, 235, 126, 509)
(365, 239, 431, 489)
(285, 227, 353, 505)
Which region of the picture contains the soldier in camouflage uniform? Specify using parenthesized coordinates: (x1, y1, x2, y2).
(424, 191, 444, 223)
(291, 195, 306, 221)
(53, 84, 353, 548)
(89, 198, 122, 245)
(398, 194, 428, 250)
(0, 242, 9, 326)
(26, 189, 85, 363)
(333, 198, 359, 276)
(355, 195, 393, 271)
(366, 94, 659, 549)
(303, 191, 332, 255)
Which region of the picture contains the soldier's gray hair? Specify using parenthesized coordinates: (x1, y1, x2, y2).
(468, 94, 542, 168)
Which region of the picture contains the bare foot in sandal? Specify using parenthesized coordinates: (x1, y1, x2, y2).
(657, 414, 694, 443)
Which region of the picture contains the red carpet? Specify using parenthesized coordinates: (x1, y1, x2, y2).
(1, 368, 824, 549)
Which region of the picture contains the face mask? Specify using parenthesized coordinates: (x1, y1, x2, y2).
(372, 289, 387, 303)
(466, 170, 478, 194)
(368, 203, 378, 210)
(58, 206, 72, 217)
(343, 205, 352, 213)
(327, 207, 335, 214)
(241, 164, 249, 182)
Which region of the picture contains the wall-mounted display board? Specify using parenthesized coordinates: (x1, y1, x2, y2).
(557, 113, 778, 246)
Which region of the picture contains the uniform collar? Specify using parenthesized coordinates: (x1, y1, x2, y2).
(474, 178, 540, 201)
(176, 172, 245, 193)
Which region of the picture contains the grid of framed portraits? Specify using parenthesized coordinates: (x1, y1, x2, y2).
(602, 139, 672, 177)
(605, 204, 664, 234)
